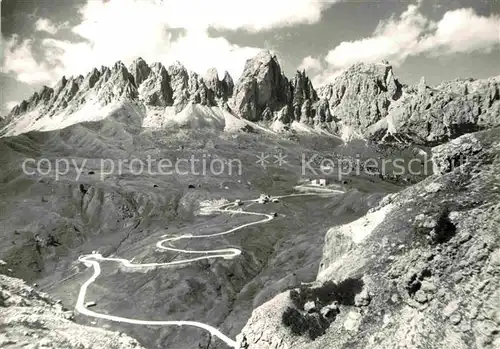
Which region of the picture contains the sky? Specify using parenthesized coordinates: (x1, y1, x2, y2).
(1, 0, 499, 115)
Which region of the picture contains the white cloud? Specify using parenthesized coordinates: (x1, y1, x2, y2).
(298, 56, 323, 73)
(3, 0, 338, 86)
(419, 8, 500, 55)
(163, 30, 262, 79)
(310, 68, 344, 88)
(1, 35, 61, 84)
(34, 18, 60, 35)
(307, 4, 500, 85)
(325, 4, 430, 69)
(150, 0, 337, 31)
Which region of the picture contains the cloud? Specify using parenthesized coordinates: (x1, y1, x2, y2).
(2, 0, 339, 87)
(1, 35, 61, 84)
(163, 30, 262, 79)
(150, 0, 337, 32)
(34, 18, 61, 35)
(419, 8, 500, 55)
(310, 68, 344, 88)
(298, 56, 323, 73)
(306, 4, 500, 85)
(325, 4, 430, 69)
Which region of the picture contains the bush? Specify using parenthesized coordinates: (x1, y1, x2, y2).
(282, 277, 365, 341)
(431, 209, 456, 244)
(290, 285, 311, 309)
(306, 314, 330, 340)
(282, 307, 309, 335)
(313, 281, 338, 308)
(289, 278, 364, 310)
(335, 277, 364, 306)
(282, 307, 330, 340)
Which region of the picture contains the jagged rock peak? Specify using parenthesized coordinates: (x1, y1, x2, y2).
(39, 85, 54, 101)
(81, 68, 101, 90)
(319, 60, 403, 130)
(53, 75, 68, 94)
(129, 57, 151, 86)
(232, 50, 291, 122)
(137, 60, 173, 107)
(292, 69, 318, 105)
(239, 50, 281, 80)
(254, 50, 277, 64)
(169, 60, 187, 73)
(204, 67, 220, 82)
(110, 61, 134, 82)
(223, 71, 233, 84)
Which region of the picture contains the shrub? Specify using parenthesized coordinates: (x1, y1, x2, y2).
(431, 209, 456, 244)
(289, 278, 364, 310)
(290, 287, 308, 310)
(282, 306, 309, 335)
(306, 313, 330, 340)
(335, 277, 364, 306)
(282, 277, 365, 341)
(282, 308, 331, 340)
(313, 281, 338, 308)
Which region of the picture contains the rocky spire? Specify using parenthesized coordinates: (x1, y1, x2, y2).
(129, 57, 151, 87)
(319, 62, 403, 130)
(232, 51, 292, 122)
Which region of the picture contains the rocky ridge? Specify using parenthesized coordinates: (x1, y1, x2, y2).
(231, 51, 334, 130)
(4, 52, 498, 143)
(319, 62, 500, 144)
(6, 59, 235, 122)
(2, 52, 336, 136)
(0, 273, 145, 349)
(237, 127, 500, 349)
(319, 62, 402, 133)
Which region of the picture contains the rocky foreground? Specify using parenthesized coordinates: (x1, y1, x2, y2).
(237, 128, 500, 349)
(0, 274, 144, 349)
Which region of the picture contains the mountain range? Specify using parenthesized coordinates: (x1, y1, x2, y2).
(2, 51, 499, 144)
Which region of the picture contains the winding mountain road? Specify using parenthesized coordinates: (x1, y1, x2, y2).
(75, 192, 338, 348)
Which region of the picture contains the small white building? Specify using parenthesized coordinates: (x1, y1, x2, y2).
(311, 179, 328, 187)
(258, 194, 270, 204)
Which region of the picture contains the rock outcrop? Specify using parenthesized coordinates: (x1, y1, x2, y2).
(130, 59, 173, 107)
(237, 128, 500, 349)
(231, 51, 292, 122)
(3, 58, 236, 126)
(375, 77, 500, 145)
(319, 62, 402, 131)
(319, 62, 500, 144)
(0, 274, 144, 349)
(231, 51, 335, 130)
(6, 61, 138, 121)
